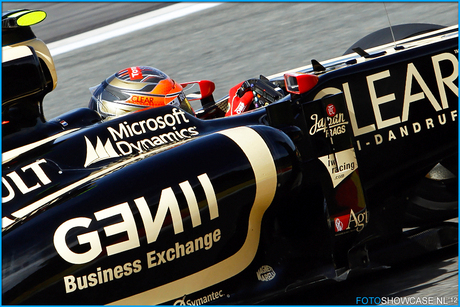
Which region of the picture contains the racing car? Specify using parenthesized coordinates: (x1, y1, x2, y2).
(2, 8, 458, 305)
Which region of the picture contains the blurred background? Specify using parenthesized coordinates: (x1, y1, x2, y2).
(2, 2, 458, 119)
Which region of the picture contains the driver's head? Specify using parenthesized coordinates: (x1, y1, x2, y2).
(88, 66, 193, 119)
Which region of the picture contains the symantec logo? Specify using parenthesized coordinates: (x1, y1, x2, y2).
(174, 291, 225, 305)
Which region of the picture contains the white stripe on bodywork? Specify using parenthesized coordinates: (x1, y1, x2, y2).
(2, 45, 33, 63)
(109, 126, 277, 305)
(2, 129, 79, 164)
(197, 173, 219, 220)
(179, 180, 202, 227)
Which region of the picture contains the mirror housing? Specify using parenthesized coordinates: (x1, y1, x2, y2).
(284, 72, 318, 95)
(181, 80, 216, 106)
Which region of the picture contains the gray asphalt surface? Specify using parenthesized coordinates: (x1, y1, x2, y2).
(3, 2, 458, 119)
(2, 2, 458, 304)
(265, 245, 458, 305)
(2, 2, 172, 42)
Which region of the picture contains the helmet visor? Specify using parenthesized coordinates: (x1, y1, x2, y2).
(167, 91, 194, 115)
(89, 84, 145, 119)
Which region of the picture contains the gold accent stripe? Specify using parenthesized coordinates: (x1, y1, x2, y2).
(109, 126, 277, 305)
(2, 45, 33, 63)
(2, 129, 79, 164)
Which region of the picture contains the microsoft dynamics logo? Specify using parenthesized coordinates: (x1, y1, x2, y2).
(84, 136, 119, 167)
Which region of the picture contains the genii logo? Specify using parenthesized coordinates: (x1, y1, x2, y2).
(53, 173, 218, 265)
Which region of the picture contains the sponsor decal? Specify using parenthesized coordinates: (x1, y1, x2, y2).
(146, 229, 221, 269)
(56, 173, 222, 294)
(62, 229, 222, 294)
(333, 208, 368, 233)
(354, 110, 457, 151)
(126, 95, 164, 106)
(128, 67, 143, 80)
(3, 149, 155, 230)
(313, 52, 459, 150)
(84, 137, 119, 167)
(326, 103, 336, 117)
(335, 218, 344, 232)
(54, 173, 217, 265)
(84, 107, 199, 167)
(309, 112, 349, 138)
(2, 159, 53, 203)
(235, 101, 246, 114)
(63, 260, 142, 293)
(256, 265, 276, 281)
(173, 290, 225, 305)
(318, 148, 357, 188)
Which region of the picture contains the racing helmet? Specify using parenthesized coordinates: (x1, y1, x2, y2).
(88, 66, 194, 119)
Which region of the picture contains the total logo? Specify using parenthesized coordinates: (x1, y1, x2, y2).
(128, 66, 143, 80)
(84, 107, 199, 167)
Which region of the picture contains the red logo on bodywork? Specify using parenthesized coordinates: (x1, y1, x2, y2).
(326, 104, 336, 117)
(128, 67, 143, 80)
(334, 214, 349, 232)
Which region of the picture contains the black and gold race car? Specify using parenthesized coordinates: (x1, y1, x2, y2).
(2, 9, 457, 305)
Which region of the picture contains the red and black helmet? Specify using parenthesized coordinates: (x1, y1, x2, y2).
(88, 66, 193, 119)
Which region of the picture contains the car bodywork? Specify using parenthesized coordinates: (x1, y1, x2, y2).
(2, 9, 458, 305)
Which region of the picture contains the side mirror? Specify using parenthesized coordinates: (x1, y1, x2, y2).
(181, 80, 216, 105)
(284, 72, 318, 95)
